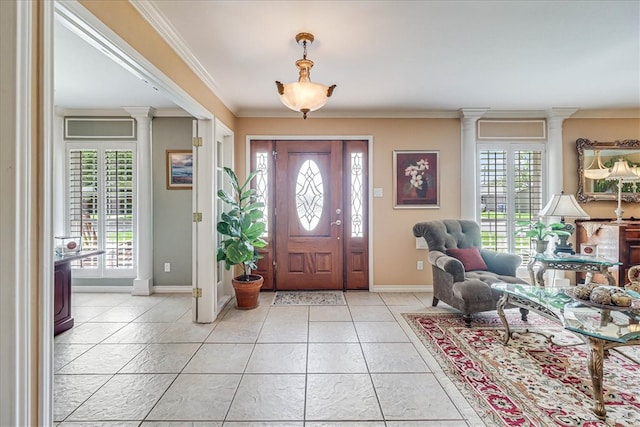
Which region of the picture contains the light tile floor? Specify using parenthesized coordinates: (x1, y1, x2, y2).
(54, 291, 487, 426)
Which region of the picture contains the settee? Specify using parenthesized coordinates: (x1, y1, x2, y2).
(413, 219, 529, 325)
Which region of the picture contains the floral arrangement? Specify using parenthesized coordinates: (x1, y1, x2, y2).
(404, 158, 430, 193)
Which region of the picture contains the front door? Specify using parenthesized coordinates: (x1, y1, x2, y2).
(275, 140, 343, 290)
(251, 139, 369, 291)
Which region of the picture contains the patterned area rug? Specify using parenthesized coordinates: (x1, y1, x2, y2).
(272, 291, 346, 306)
(402, 312, 640, 427)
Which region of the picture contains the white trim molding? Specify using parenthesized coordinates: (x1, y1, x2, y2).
(0, 0, 34, 425)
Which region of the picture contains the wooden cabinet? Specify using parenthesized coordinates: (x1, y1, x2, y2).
(54, 261, 74, 335)
(54, 250, 104, 335)
(575, 220, 640, 286)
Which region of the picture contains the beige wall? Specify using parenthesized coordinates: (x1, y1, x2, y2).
(236, 116, 640, 287)
(563, 117, 640, 220)
(235, 117, 461, 287)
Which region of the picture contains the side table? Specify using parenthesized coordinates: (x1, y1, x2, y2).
(526, 253, 621, 287)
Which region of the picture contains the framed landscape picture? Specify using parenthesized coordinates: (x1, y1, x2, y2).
(166, 150, 193, 189)
(393, 150, 440, 208)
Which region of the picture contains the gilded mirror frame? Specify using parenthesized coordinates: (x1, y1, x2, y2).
(576, 138, 640, 203)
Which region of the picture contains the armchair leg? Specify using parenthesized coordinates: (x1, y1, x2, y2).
(462, 314, 472, 327)
(432, 297, 439, 307)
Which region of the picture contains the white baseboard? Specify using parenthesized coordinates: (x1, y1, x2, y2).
(152, 285, 191, 293)
(72, 285, 132, 293)
(72, 285, 192, 294)
(371, 285, 433, 293)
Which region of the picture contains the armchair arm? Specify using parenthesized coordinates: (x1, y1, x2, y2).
(428, 251, 465, 283)
(480, 249, 522, 276)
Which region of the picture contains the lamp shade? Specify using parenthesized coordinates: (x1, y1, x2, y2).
(539, 192, 590, 219)
(583, 168, 611, 180)
(583, 150, 611, 179)
(606, 159, 640, 181)
(278, 80, 334, 114)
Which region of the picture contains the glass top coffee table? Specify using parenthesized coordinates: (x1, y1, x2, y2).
(492, 282, 640, 420)
(526, 253, 621, 287)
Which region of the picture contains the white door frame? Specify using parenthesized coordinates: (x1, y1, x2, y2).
(191, 118, 234, 323)
(1, 0, 38, 424)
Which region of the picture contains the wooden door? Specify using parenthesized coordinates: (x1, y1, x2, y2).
(275, 140, 344, 290)
(250, 139, 369, 291)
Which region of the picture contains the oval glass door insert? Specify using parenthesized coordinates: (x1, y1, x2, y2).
(296, 159, 324, 231)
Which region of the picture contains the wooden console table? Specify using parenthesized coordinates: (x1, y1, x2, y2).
(576, 219, 640, 286)
(54, 250, 104, 335)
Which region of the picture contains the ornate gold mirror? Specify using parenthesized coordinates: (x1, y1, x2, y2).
(577, 138, 640, 203)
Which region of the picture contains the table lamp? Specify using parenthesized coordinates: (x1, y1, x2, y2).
(605, 159, 640, 223)
(539, 191, 590, 254)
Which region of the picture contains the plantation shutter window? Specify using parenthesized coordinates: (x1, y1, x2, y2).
(479, 144, 545, 265)
(67, 144, 136, 277)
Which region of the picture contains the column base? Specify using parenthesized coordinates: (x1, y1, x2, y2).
(132, 278, 152, 296)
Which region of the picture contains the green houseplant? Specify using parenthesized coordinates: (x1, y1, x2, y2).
(515, 220, 571, 253)
(217, 167, 267, 309)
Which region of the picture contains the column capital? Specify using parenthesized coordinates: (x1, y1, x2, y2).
(459, 108, 490, 120)
(123, 106, 156, 118)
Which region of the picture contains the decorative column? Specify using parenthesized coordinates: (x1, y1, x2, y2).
(460, 108, 489, 220)
(125, 107, 155, 295)
(545, 108, 578, 284)
(546, 108, 578, 196)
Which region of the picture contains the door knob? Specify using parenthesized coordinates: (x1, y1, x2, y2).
(331, 220, 342, 226)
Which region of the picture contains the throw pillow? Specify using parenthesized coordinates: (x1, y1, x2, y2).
(446, 247, 488, 271)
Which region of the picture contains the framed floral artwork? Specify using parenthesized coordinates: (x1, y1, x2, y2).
(393, 150, 440, 208)
(166, 150, 193, 189)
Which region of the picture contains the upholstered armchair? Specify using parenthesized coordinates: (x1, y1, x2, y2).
(413, 219, 529, 325)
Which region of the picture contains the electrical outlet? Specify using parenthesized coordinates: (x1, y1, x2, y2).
(164, 262, 171, 273)
(417, 260, 424, 270)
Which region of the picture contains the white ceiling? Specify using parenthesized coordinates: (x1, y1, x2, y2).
(55, 0, 640, 117)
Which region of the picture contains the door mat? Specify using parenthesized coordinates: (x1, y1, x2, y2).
(402, 311, 640, 427)
(272, 291, 346, 306)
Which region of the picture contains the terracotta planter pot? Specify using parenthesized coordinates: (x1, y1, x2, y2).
(232, 274, 264, 310)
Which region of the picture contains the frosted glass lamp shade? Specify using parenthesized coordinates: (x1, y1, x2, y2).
(583, 168, 611, 180)
(583, 150, 610, 179)
(277, 81, 334, 116)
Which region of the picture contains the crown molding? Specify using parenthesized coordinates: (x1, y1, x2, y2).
(570, 108, 640, 119)
(55, 107, 190, 117)
(130, 0, 234, 113)
(236, 108, 462, 119)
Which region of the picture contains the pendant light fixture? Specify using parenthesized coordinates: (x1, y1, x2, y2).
(583, 150, 611, 180)
(276, 32, 336, 119)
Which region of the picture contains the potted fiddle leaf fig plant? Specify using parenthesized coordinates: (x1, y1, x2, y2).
(217, 167, 267, 309)
(515, 220, 571, 253)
